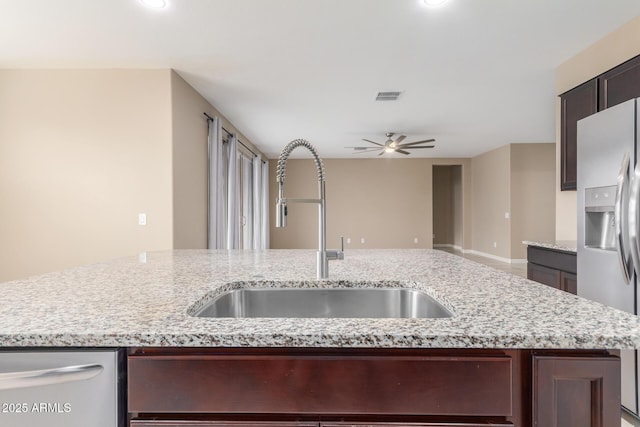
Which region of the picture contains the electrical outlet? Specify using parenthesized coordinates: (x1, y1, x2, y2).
(504, 212, 510, 219)
(346, 237, 351, 244)
(493, 241, 497, 248)
(360, 237, 365, 244)
(414, 237, 419, 244)
(138, 213, 147, 226)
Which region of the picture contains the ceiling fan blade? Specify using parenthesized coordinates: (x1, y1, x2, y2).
(398, 139, 436, 147)
(394, 135, 407, 144)
(362, 139, 384, 147)
(404, 146, 435, 149)
(396, 149, 411, 155)
(377, 150, 386, 156)
(352, 148, 382, 154)
(346, 146, 378, 150)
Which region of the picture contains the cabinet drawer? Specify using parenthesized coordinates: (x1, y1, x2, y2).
(130, 422, 513, 427)
(129, 352, 513, 417)
(527, 246, 576, 274)
(527, 263, 561, 289)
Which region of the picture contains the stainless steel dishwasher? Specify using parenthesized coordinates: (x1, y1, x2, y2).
(0, 349, 123, 427)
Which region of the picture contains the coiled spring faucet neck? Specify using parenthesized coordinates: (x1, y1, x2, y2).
(275, 139, 342, 279)
(276, 139, 325, 184)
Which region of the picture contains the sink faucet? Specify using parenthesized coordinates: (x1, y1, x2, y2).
(275, 139, 344, 279)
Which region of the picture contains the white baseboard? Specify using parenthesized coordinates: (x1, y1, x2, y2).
(464, 249, 527, 264)
(433, 245, 526, 264)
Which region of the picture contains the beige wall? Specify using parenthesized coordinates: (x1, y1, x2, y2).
(0, 69, 174, 282)
(470, 145, 512, 259)
(470, 143, 556, 260)
(171, 71, 209, 249)
(269, 158, 472, 251)
(510, 143, 556, 259)
(555, 16, 640, 240)
(0, 69, 258, 282)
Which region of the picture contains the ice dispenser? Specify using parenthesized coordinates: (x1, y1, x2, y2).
(584, 186, 617, 250)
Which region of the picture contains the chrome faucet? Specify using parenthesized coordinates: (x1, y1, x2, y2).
(275, 139, 344, 279)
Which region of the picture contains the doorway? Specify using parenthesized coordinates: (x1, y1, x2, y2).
(432, 165, 463, 250)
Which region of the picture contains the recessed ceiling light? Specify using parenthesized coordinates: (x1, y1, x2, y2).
(140, 0, 168, 9)
(422, 0, 450, 7)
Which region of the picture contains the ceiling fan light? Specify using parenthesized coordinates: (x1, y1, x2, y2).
(422, 0, 450, 7)
(139, 0, 168, 9)
(385, 147, 395, 153)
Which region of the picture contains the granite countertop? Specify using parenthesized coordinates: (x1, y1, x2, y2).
(523, 240, 577, 253)
(0, 249, 637, 349)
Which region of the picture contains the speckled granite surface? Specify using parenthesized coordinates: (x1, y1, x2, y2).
(0, 249, 637, 349)
(523, 240, 577, 253)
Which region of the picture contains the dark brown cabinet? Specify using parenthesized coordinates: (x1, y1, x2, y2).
(526, 246, 577, 294)
(131, 423, 513, 427)
(532, 354, 620, 427)
(127, 348, 619, 427)
(599, 55, 640, 110)
(560, 79, 598, 191)
(560, 54, 640, 191)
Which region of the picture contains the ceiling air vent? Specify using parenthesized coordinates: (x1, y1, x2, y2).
(375, 91, 402, 101)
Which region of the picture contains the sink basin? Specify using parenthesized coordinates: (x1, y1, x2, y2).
(193, 287, 453, 318)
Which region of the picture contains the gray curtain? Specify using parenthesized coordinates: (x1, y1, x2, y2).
(242, 154, 254, 250)
(207, 117, 227, 249)
(252, 156, 269, 250)
(226, 134, 240, 249)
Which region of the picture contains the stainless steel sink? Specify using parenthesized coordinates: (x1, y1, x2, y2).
(193, 287, 453, 318)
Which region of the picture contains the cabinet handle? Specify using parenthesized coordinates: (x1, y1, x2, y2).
(0, 364, 103, 390)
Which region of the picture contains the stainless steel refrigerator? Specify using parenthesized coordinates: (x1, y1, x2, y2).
(577, 97, 640, 418)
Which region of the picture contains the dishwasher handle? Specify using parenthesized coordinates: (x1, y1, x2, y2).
(0, 363, 104, 391)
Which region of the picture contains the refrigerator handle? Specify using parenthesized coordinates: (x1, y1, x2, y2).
(616, 153, 633, 284)
(0, 363, 103, 391)
(628, 158, 640, 284)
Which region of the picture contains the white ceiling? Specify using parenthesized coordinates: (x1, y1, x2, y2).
(2, 0, 640, 159)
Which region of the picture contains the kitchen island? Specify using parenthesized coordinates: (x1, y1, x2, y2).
(1, 249, 639, 426)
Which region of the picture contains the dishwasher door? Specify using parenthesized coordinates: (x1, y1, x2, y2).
(0, 350, 121, 427)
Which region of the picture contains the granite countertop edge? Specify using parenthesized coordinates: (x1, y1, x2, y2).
(523, 240, 577, 254)
(0, 249, 637, 349)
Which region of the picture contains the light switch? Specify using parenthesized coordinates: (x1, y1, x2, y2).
(138, 213, 147, 226)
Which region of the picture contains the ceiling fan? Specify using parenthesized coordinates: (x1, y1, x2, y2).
(346, 132, 435, 155)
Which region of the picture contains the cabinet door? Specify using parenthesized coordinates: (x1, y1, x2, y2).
(527, 263, 561, 290)
(599, 55, 640, 110)
(322, 423, 513, 427)
(533, 355, 620, 427)
(560, 271, 577, 295)
(560, 79, 598, 191)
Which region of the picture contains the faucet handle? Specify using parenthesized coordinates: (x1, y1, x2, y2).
(336, 236, 344, 260)
(326, 237, 345, 262)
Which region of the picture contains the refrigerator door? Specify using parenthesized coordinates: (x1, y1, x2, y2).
(577, 98, 638, 414)
(577, 99, 637, 313)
